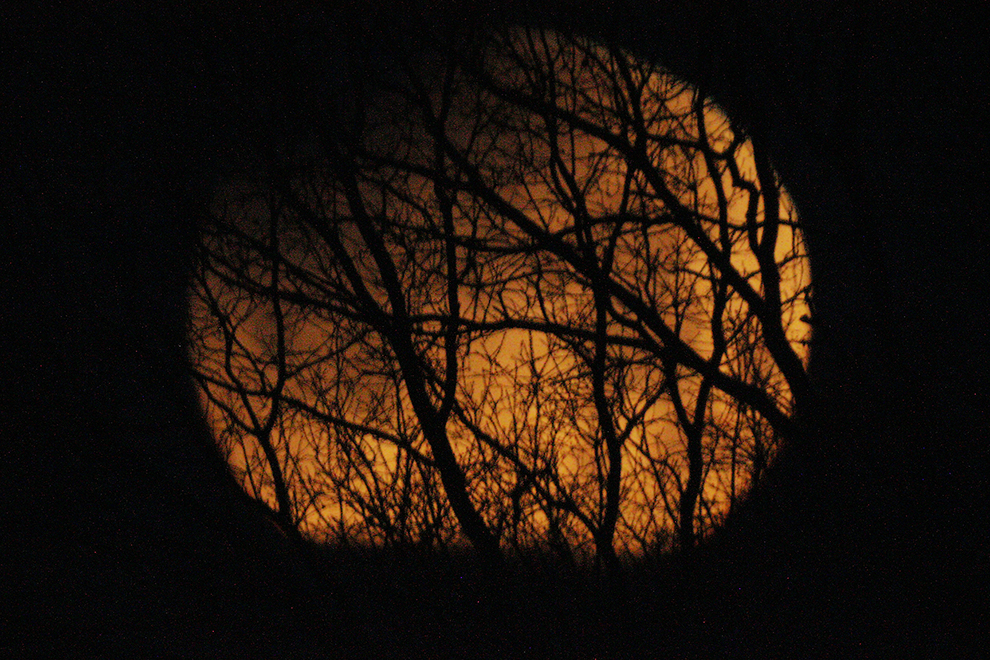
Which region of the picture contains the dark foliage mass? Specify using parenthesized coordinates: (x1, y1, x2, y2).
(2, 1, 986, 657)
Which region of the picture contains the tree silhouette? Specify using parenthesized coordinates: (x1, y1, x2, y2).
(5, 2, 985, 656)
(188, 26, 810, 565)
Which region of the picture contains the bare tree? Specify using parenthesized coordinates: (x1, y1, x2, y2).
(188, 25, 810, 564)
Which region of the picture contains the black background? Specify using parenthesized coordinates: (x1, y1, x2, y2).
(2, 2, 986, 656)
